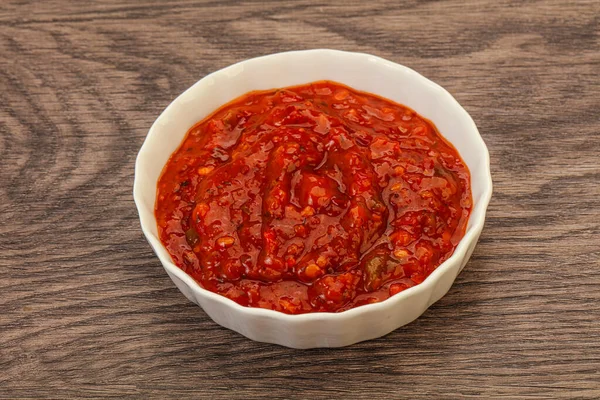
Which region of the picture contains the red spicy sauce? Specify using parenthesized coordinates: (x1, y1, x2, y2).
(155, 81, 471, 314)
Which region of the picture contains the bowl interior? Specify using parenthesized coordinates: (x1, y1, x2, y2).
(134, 49, 491, 312)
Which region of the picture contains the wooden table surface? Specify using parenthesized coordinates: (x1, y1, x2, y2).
(2, 1, 599, 398)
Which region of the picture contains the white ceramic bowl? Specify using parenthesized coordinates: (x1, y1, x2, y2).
(133, 49, 492, 348)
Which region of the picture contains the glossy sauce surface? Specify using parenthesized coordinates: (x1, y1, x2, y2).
(156, 81, 472, 314)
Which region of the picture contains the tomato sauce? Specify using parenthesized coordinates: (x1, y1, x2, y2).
(155, 81, 472, 314)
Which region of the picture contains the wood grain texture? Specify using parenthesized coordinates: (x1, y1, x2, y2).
(1, 0, 599, 398)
